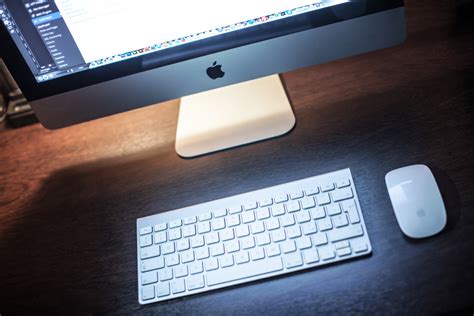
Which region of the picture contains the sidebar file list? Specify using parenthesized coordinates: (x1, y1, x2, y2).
(25, 0, 84, 79)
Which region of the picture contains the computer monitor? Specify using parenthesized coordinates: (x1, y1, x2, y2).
(0, 0, 406, 156)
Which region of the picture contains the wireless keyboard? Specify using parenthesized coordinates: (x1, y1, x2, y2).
(136, 168, 372, 304)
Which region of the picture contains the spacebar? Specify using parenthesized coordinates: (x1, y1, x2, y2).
(207, 257, 284, 286)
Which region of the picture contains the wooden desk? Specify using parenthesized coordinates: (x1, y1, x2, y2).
(1, 1, 473, 314)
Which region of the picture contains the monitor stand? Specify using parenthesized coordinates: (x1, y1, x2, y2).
(175, 75, 296, 158)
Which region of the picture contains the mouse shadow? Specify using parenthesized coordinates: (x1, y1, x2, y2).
(402, 166, 462, 244)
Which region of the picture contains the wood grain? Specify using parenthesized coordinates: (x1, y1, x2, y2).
(1, 0, 473, 314)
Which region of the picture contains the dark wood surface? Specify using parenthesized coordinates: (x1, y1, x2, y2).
(1, 1, 473, 314)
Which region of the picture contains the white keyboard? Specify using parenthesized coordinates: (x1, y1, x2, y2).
(136, 168, 372, 304)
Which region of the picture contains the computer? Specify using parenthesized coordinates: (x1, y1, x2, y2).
(0, 0, 406, 305)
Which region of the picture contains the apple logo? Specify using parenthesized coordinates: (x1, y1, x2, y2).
(206, 61, 225, 80)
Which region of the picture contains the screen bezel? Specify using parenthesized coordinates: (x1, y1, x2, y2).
(0, 0, 403, 101)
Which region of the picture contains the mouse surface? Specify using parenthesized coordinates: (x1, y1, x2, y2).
(385, 164, 447, 239)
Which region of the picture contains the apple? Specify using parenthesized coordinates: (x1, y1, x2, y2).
(206, 61, 225, 80)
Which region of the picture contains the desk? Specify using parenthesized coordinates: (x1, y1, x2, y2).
(1, 1, 473, 314)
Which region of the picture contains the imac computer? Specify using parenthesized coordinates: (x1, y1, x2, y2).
(0, 0, 405, 157)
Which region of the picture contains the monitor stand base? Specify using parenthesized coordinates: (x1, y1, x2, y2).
(175, 75, 296, 158)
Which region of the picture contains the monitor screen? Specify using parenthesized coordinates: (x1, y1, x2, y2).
(1, 0, 347, 83)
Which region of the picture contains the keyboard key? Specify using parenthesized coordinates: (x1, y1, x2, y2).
(154, 232, 167, 244)
(184, 216, 197, 225)
(141, 245, 160, 259)
(296, 236, 312, 250)
(210, 243, 225, 257)
(284, 252, 303, 268)
(191, 235, 205, 248)
(141, 257, 165, 272)
(317, 218, 333, 231)
(281, 240, 296, 253)
(305, 187, 319, 196)
(220, 229, 235, 241)
(321, 183, 335, 192)
(154, 223, 167, 232)
(311, 207, 326, 220)
(244, 202, 258, 211)
(271, 204, 285, 216)
(337, 247, 352, 257)
(161, 242, 175, 255)
(350, 238, 369, 253)
(287, 200, 300, 213)
(175, 265, 188, 278)
(319, 245, 336, 261)
(189, 261, 203, 274)
(256, 208, 270, 220)
(182, 225, 196, 238)
(271, 229, 286, 242)
(280, 214, 295, 227)
(250, 247, 265, 261)
(198, 221, 211, 234)
(301, 222, 317, 235)
(274, 194, 288, 203)
(256, 233, 271, 246)
(169, 228, 182, 241)
(169, 219, 182, 228)
(303, 248, 319, 264)
(187, 275, 205, 291)
(204, 258, 219, 271)
(226, 240, 240, 253)
(171, 279, 186, 294)
(207, 257, 283, 286)
(214, 209, 227, 218)
(286, 226, 302, 239)
(242, 211, 256, 223)
(212, 218, 226, 230)
(301, 197, 316, 209)
(241, 236, 255, 249)
(141, 271, 158, 285)
(259, 198, 273, 207)
(227, 214, 240, 227)
(205, 231, 219, 245)
(219, 255, 234, 268)
(296, 210, 311, 223)
(229, 205, 242, 214)
(337, 179, 351, 188)
(313, 232, 328, 246)
(334, 240, 350, 249)
(326, 204, 341, 216)
(140, 226, 152, 235)
(157, 282, 170, 297)
(332, 187, 354, 202)
(140, 235, 153, 248)
(166, 253, 180, 267)
(142, 285, 155, 301)
(251, 221, 265, 234)
(176, 239, 190, 252)
(290, 191, 304, 200)
(316, 193, 331, 206)
(199, 212, 212, 221)
(327, 224, 364, 242)
(236, 225, 250, 237)
(159, 268, 173, 281)
(266, 244, 281, 257)
(196, 247, 210, 260)
(266, 218, 280, 231)
(332, 214, 349, 228)
(235, 251, 250, 264)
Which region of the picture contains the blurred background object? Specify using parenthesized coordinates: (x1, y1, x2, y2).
(0, 58, 38, 128)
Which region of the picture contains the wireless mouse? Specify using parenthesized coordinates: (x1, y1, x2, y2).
(385, 164, 447, 239)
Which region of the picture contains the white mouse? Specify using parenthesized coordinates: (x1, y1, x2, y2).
(385, 164, 447, 239)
